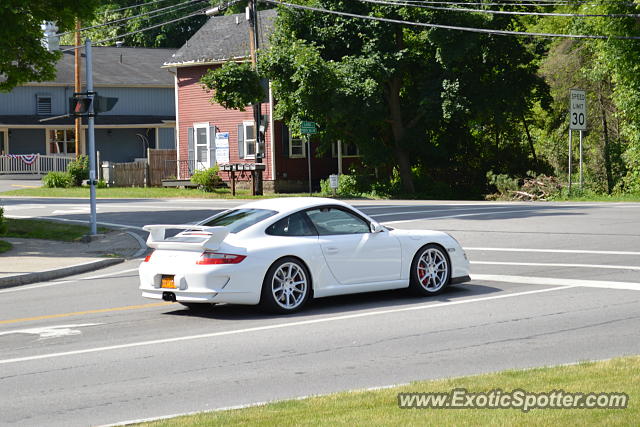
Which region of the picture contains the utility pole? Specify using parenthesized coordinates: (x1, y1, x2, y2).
(86, 39, 98, 236)
(247, 0, 263, 195)
(74, 20, 82, 157)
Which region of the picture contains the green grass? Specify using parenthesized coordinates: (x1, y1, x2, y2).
(0, 240, 12, 253)
(550, 190, 640, 202)
(140, 356, 639, 426)
(3, 218, 108, 242)
(1, 186, 324, 199)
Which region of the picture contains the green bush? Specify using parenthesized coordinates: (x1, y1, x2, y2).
(191, 166, 223, 192)
(67, 154, 89, 186)
(43, 171, 73, 188)
(96, 179, 108, 189)
(320, 174, 363, 198)
(0, 207, 7, 235)
(486, 171, 519, 198)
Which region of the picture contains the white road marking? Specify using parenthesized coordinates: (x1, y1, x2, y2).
(472, 274, 640, 291)
(471, 260, 640, 271)
(4, 215, 146, 231)
(370, 205, 540, 218)
(0, 267, 140, 294)
(465, 247, 640, 256)
(0, 323, 102, 339)
(382, 208, 544, 224)
(0, 285, 573, 365)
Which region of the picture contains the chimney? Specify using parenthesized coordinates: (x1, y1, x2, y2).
(41, 21, 59, 52)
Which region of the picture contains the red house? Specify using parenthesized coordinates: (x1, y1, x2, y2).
(163, 10, 360, 192)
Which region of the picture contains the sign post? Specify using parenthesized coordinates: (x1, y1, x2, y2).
(300, 121, 317, 196)
(569, 89, 587, 191)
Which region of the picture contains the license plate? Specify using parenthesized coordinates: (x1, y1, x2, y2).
(161, 275, 176, 289)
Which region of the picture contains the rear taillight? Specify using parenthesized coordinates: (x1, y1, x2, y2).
(143, 251, 154, 262)
(196, 252, 246, 265)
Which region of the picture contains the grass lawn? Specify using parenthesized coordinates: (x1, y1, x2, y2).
(1, 186, 323, 199)
(0, 240, 12, 253)
(550, 192, 640, 202)
(140, 356, 638, 426)
(2, 218, 108, 242)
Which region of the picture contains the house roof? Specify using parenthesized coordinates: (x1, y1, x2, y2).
(0, 115, 175, 127)
(27, 46, 176, 87)
(164, 9, 276, 67)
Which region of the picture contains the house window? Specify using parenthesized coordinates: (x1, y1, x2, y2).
(332, 142, 360, 157)
(48, 129, 75, 155)
(289, 135, 305, 158)
(37, 96, 52, 115)
(243, 121, 256, 158)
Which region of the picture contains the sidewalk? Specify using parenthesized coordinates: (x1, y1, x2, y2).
(0, 231, 147, 289)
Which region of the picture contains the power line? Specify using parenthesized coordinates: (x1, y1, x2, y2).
(384, 0, 636, 6)
(261, 0, 640, 40)
(56, 0, 209, 37)
(60, 7, 208, 52)
(359, 0, 640, 17)
(102, 0, 175, 15)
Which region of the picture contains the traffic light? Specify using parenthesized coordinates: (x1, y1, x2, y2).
(69, 95, 93, 116)
(69, 93, 118, 117)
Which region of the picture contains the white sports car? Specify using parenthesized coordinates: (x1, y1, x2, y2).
(139, 197, 470, 313)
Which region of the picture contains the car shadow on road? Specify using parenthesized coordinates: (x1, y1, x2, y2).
(161, 282, 503, 320)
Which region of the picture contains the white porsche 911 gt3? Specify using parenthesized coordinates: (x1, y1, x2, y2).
(139, 197, 470, 313)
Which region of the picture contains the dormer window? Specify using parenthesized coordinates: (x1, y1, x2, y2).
(36, 96, 52, 115)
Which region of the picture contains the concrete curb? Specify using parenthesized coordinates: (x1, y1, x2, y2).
(0, 258, 125, 290)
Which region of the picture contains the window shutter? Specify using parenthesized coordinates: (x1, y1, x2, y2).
(209, 126, 217, 166)
(187, 127, 195, 165)
(282, 123, 289, 157)
(237, 124, 244, 159)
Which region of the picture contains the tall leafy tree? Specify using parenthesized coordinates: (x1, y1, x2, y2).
(203, 1, 548, 195)
(0, 0, 100, 91)
(61, 0, 210, 48)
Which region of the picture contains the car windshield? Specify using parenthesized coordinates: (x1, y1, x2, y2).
(201, 209, 277, 233)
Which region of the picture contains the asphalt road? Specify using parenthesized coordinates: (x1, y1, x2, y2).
(1, 198, 639, 426)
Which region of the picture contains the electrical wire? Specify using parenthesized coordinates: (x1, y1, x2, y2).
(261, 0, 640, 40)
(102, 0, 175, 15)
(60, 6, 208, 52)
(382, 0, 637, 6)
(56, 0, 209, 37)
(358, 0, 640, 18)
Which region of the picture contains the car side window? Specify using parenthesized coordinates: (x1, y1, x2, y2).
(305, 207, 370, 235)
(266, 212, 317, 237)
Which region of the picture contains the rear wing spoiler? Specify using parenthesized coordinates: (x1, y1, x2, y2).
(142, 225, 229, 251)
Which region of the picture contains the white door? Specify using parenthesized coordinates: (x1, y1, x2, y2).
(193, 123, 216, 170)
(306, 207, 402, 285)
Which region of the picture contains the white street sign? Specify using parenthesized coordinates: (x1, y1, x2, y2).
(329, 174, 339, 189)
(570, 89, 587, 131)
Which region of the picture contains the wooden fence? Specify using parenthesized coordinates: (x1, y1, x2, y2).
(148, 149, 176, 186)
(111, 161, 147, 187)
(107, 149, 177, 187)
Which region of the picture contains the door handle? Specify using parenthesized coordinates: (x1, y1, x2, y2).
(325, 247, 339, 254)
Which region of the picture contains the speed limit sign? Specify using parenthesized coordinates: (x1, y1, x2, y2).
(570, 89, 587, 130)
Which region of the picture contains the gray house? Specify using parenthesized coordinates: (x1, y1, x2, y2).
(0, 46, 176, 163)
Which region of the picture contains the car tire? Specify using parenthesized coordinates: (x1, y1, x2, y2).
(260, 257, 311, 314)
(409, 244, 451, 296)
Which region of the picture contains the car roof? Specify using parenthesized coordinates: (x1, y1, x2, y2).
(236, 197, 352, 215)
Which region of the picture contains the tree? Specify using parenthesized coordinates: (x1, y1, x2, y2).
(60, 0, 209, 48)
(0, 0, 100, 91)
(202, 1, 548, 195)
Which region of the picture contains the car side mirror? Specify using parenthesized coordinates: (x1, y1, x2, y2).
(371, 223, 385, 233)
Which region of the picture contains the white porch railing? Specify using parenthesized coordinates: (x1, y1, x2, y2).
(0, 154, 73, 175)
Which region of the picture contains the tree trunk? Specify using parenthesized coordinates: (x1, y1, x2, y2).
(388, 76, 415, 194)
(521, 113, 537, 164)
(599, 92, 613, 194)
